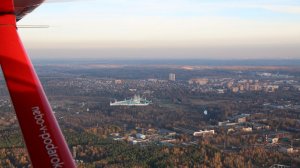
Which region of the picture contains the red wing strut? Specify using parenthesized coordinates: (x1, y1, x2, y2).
(0, 0, 76, 167)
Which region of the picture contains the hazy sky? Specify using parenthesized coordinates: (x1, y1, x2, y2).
(18, 0, 300, 59)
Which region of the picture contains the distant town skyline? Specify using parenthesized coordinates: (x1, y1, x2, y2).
(18, 0, 300, 59)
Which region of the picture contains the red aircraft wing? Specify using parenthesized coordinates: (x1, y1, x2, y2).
(0, 0, 76, 167)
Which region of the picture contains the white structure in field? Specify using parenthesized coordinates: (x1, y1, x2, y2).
(193, 130, 215, 136)
(110, 95, 151, 106)
(169, 73, 176, 81)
